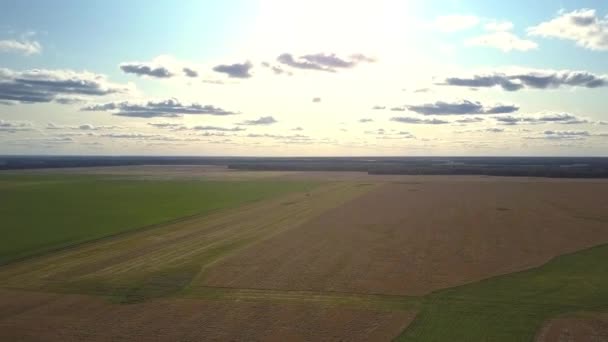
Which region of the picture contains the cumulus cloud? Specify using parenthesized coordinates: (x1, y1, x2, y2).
(0, 39, 42, 55)
(120, 62, 173, 78)
(528, 9, 608, 51)
(0, 68, 132, 104)
(406, 100, 518, 115)
(238, 116, 277, 125)
(212, 61, 253, 78)
(390, 117, 449, 125)
(439, 68, 607, 91)
(434, 15, 480, 32)
(277, 53, 374, 72)
(0, 119, 33, 133)
(82, 98, 237, 118)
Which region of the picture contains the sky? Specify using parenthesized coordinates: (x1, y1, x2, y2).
(1, 0, 608, 156)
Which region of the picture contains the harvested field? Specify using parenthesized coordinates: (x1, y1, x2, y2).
(536, 313, 608, 342)
(0, 289, 415, 342)
(201, 179, 608, 295)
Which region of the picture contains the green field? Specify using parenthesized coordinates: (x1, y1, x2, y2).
(0, 174, 316, 264)
(397, 243, 608, 341)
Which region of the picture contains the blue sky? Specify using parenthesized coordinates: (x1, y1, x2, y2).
(1, 0, 608, 156)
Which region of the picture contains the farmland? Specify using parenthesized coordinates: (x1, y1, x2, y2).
(0, 172, 317, 264)
(1, 166, 608, 341)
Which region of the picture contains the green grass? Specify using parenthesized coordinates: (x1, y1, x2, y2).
(397, 243, 608, 341)
(0, 174, 316, 264)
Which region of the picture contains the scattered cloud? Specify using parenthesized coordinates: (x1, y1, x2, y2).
(485, 127, 505, 133)
(292, 126, 303, 131)
(372, 105, 386, 110)
(544, 130, 589, 136)
(484, 20, 514, 32)
(527, 130, 591, 140)
(245, 133, 312, 143)
(0, 119, 33, 133)
(406, 100, 518, 115)
(455, 117, 484, 124)
(120, 62, 174, 78)
(46, 122, 120, 131)
(359, 118, 373, 123)
(182, 67, 198, 77)
(466, 19, 537, 52)
(439, 68, 607, 91)
(261, 62, 292, 76)
(466, 31, 538, 52)
(277, 53, 374, 72)
(413, 88, 431, 93)
(82, 98, 237, 118)
(238, 116, 277, 125)
(146, 122, 183, 129)
(390, 117, 449, 124)
(528, 9, 608, 51)
(212, 61, 253, 78)
(0, 68, 132, 104)
(312, 97, 321, 103)
(434, 15, 480, 32)
(0, 38, 41, 55)
(495, 113, 590, 125)
(189, 125, 245, 132)
(54, 97, 87, 105)
(119, 56, 201, 79)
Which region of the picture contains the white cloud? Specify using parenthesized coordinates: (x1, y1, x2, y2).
(466, 20, 537, 52)
(435, 15, 480, 32)
(528, 9, 608, 50)
(0, 39, 41, 55)
(484, 20, 514, 32)
(466, 31, 538, 52)
(0, 68, 133, 104)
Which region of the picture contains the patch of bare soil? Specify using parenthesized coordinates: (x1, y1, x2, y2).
(202, 180, 608, 295)
(0, 289, 415, 342)
(536, 314, 608, 342)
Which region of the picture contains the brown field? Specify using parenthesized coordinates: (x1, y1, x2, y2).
(536, 313, 608, 342)
(201, 180, 608, 296)
(3, 168, 608, 340)
(0, 289, 415, 342)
